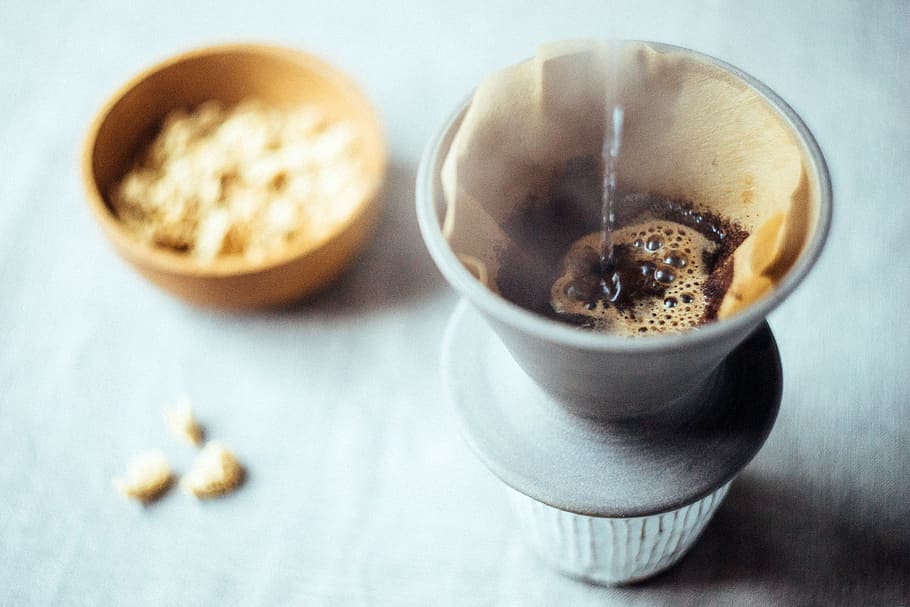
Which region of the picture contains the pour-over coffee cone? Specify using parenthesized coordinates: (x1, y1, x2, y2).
(418, 40, 830, 419)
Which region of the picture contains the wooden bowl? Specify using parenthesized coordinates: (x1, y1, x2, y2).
(81, 43, 386, 309)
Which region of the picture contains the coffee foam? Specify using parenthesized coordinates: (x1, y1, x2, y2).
(550, 222, 718, 336)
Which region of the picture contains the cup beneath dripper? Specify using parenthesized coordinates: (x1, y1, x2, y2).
(419, 40, 831, 421)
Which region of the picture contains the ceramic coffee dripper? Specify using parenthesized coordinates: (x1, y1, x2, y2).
(417, 42, 831, 585)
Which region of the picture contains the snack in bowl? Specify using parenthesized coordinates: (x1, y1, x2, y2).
(111, 99, 369, 265)
(82, 44, 386, 309)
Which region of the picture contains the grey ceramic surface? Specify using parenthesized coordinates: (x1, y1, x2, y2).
(415, 43, 832, 420)
(442, 301, 781, 517)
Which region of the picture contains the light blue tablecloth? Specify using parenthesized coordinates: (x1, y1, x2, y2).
(2, 1, 908, 604)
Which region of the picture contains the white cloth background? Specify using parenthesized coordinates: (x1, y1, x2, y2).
(1, 1, 908, 605)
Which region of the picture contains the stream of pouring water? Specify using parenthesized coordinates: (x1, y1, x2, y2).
(599, 104, 625, 301)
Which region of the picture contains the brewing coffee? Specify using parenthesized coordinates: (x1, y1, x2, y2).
(496, 157, 747, 336)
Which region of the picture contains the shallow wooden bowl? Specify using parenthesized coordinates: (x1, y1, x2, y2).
(81, 43, 386, 309)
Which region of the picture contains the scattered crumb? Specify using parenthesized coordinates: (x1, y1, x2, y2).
(113, 450, 173, 502)
(181, 441, 244, 499)
(110, 99, 369, 264)
(164, 395, 204, 445)
(115, 397, 245, 504)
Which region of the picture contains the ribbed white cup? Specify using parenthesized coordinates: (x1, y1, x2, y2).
(508, 482, 730, 585)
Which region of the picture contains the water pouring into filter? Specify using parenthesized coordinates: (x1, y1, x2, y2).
(548, 79, 749, 334)
(599, 103, 623, 283)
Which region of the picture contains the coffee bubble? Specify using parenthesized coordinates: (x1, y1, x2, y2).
(645, 235, 664, 252)
(664, 253, 687, 268)
(654, 268, 675, 284)
(641, 261, 656, 276)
